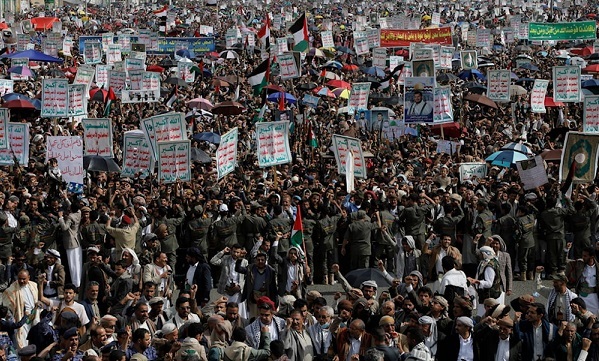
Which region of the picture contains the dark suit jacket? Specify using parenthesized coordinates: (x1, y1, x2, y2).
(439, 332, 479, 361)
(181, 262, 212, 305)
(37, 262, 65, 297)
(235, 260, 278, 305)
(474, 324, 522, 361)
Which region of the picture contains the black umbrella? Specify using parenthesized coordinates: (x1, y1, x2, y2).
(344, 268, 392, 288)
(335, 46, 356, 55)
(191, 148, 212, 163)
(164, 77, 189, 87)
(437, 73, 460, 83)
(464, 82, 487, 94)
(159, 58, 177, 67)
(83, 155, 121, 173)
(297, 82, 318, 91)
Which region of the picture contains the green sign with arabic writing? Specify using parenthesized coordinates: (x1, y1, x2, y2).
(528, 21, 596, 41)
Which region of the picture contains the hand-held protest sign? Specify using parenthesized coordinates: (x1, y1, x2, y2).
(122, 130, 154, 179)
(487, 70, 511, 102)
(584, 95, 599, 133)
(256, 121, 292, 167)
(141, 112, 187, 161)
(157, 140, 191, 184)
(531, 79, 549, 113)
(516, 155, 548, 190)
(216, 127, 238, 179)
(41, 78, 69, 118)
(82, 118, 113, 157)
(332, 135, 367, 179)
(560, 132, 599, 183)
(459, 163, 487, 182)
(433, 86, 454, 123)
(0, 123, 29, 166)
(553, 66, 581, 103)
(46, 136, 84, 186)
(0, 109, 10, 150)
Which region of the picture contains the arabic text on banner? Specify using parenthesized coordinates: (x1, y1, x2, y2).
(157, 140, 191, 184)
(0, 123, 29, 166)
(331, 135, 367, 179)
(528, 21, 596, 41)
(379, 28, 453, 47)
(584, 95, 599, 133)
(487, 70, 511, 102)
(41, 78, 69, 118)
(141, 112, 187, 161)
(516, 155, 549, 190)
(68, 84, 88, 117)
(216, 127, 238, 179)
(433, 86, 453, 123)
(459, 162, 487, 182)
(531, 79, 549, 113)
(0, 109, 9, 150)
(46, 136, 84, 185)
(122, 130, 154, 179)
(348, 82, 371, 113)
(82, 118, 114, 157)
(256, 121, 292, 167)
(553, 66, 581, 103)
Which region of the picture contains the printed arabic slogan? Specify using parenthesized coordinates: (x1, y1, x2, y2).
(82, 118, 113, 157)
(380, 28, 452, 47)
(528, 21, 597, 41)
(141, 112, 187, 161)
(584, 95, 599, 133)
(531, 79, 549, 113)
(256, 121, 292, 167)
(487, 70, 511, 103)
(553, 66, 581, 103)
(332, 135, 367, 179)
(560, 132, 599, 183)
(216, 127, 239, 180)
(121, 130, 154, 179)
(46, 136, 84, 185)
(0, 123, 28, 166)
(157, 140, 191, 184)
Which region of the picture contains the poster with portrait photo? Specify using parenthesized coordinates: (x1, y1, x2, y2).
(404, 77, 435, 123)
(354, 109, 370, 129)
(274, 109, 293, 122)
(369, 109, 389, 132)
(412, 59, 435, 78)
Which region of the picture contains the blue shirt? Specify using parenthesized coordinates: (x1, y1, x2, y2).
(126, 345, 158, 361)
(52, 350, 84, 361)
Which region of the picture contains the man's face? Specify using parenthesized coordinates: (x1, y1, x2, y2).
(135, 305, 149, 321)
(103, 320, 116, 337)
(66, 335, 79, 351)
(177, 302, 191, 318)
(362, 286, 375, 299)
(498, 324, 512, 340)
(17, 272, 29, 287)
(441, 236, 452, 248)
(89, 253, 101, 265)
(255, 255, 267, 269)
(64, 289, 75, 302)
(156, 253, 168, 267)
(231, 247, 242, 260)
(214, 302, 226, 314)
(114, 265, 125, 277)
(259, 308, 273, 325)
(431, 300, 444, 313)
(291, 313, 303, 330)
(138, 333, 151, 350)
(526, 307, 542, 323)
(349, 322, 363, 339)
(226, 307, 239, 322)
(419, 292, 431, 306)
(0, 347, 6, 361)
(564, 325, 576, 343)
(317, 310, 331, 326)
(93, 328, 107, 347)
(553, 280, 566, 292)
(591, 327, 599, 342)
(339, 309, 351, 321)
(297, 305, 309, 320)
(583, 251, 593, 265)
(143, 285, 156, 299)
(45, 254, 57, 266)
(413, 92, 422, 103)
(122, 252, 132, 265)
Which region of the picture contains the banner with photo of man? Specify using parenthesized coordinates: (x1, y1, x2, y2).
(404, 77, 435, 123)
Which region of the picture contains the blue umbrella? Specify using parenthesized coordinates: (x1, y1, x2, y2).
(267, 92, 297, 104)
(176, 49, 195, 59)
(193, 132, 221, 144)
(2, 93, 31, 102)
(458, 69, 486, 80)
(1, 49, 63, 63)
(30, 99, 41, 110)
(360, 66, 385, 77)
(485, 150, 529, 168)
(515, 77, 535, 84)
(582, 79, 599, 88)
(321, 60, 342, 69)
(519, 63, 539, 71)
(510, 72, 519, 80)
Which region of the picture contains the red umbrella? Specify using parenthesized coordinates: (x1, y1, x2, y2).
(544, 97, 565, 107)
(146, 65, 165, 73)
(206, 52, 219, 59)
(540, 148, 562, 161)
(395, 49, 409, 57)
(89, 88, 108, 102)
(4, 99, 35, 109)
(264, 84, 285, 93)
(572, 46, 594, 56)
(326, 79, 351, 89)
(583, 64, 599, 73)
(342, 64, 359, 71)
(430, 122, 465, 138)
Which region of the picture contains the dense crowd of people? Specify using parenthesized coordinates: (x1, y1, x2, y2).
(0, 1, 597, 361)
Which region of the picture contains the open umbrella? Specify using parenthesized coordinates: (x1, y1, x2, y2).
(458, 69, 485, 80)
(344, 268, 392, 288)
(3, 99, 35, 109)
(342, 64, 359, 71)
(308, 48, 326, 58)
(335, 46, 356, 55)
(540, 148, 562, 162)
(212, 101, 244, 115)
(464, 82, 487, 94)
(193, 132, 221, 144)
(326, 79, 351, 89)
(501, 142, 532, 154)
(545, 97, 565, 107)
(264, 84, 286, 94)
(323, 71, 340, 80)
(187, 97, 213, 110)
(2, 93, 30, 102)
(297, 82, 318, 91)
(83, 155, 121, 172)
(159, 58, 177, 67)
(315, 86, 336, 98)
(437, 73, 459, 83)
(360, 66, 385, 77)
(510, 85, 528, 96)
(164, 77, 188, 87)
(485, 150, 530, 168)
(519, 63, 539, 71)
(332, 88, 350, 99)
(267, 92, 297, 104)
(7, 66, 34, 77)
(146, 65, 165, 73)
(464, 94, 498, 109)
(190, 148, 212, 163)
(219, 50, 239, 59)
(89, 88, 109, 102)
(583, 64, 599, 73)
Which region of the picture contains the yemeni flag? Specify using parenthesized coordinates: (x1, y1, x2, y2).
(153, 5, 168, 17)
(257, 14, 271, 51)
(248, 59, 270, 96)
(289, 13, 309, 52)
(290, 206, 305, 254)
(104, 87, 116, 117)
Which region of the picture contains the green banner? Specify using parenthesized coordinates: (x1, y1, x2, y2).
(528, 21, 597, 41)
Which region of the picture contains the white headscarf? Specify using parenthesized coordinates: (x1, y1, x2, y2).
(418, 316, 438, 357)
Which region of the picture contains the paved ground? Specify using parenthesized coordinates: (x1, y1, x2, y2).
(208, 277, 553, 310)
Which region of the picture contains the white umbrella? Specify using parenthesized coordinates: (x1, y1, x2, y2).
(219, 50, 239, 59)
(569, 57, 587, 67)
(324, 71, 341, 80)
(510, 85, 528, 96)
(371, 106, 396, 117)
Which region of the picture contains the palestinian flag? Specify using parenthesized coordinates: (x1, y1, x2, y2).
(307, 122, 318, 148)
(289, 13, 309, 52)
(104, 87, 116, 117)
(257, 14, 271, 51)
(380, 64, 405, 89)
(248, 59, 270, 96)
(153, 5, 168, 17)
(290, 205, 304, 254)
